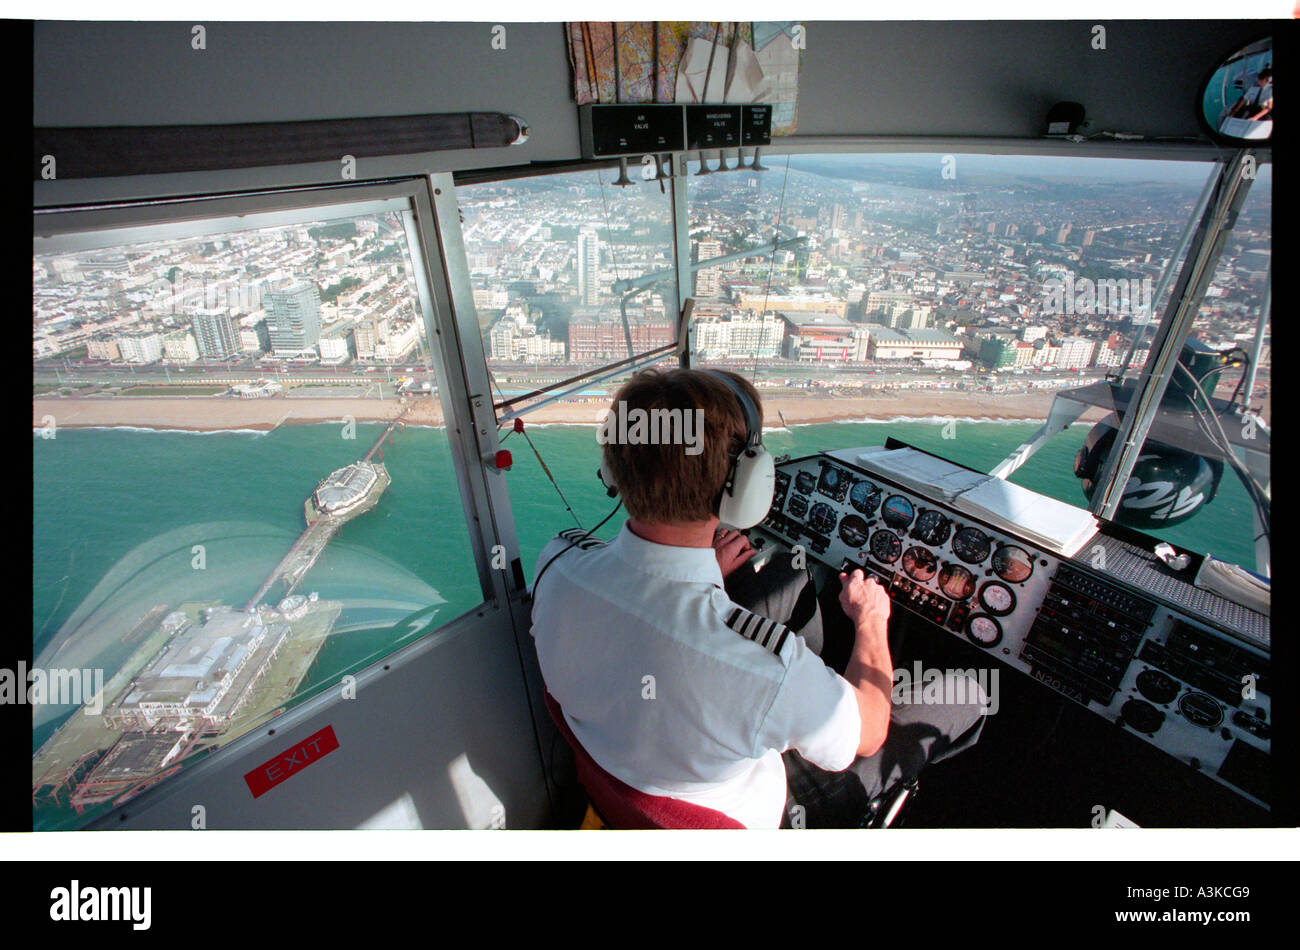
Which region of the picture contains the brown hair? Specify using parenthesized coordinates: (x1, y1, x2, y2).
(600, 367, 761, 523)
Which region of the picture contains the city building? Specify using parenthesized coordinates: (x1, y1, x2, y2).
(1032, 340, 1062, 367)
(576, 227, 600, 306)
(736, 292, 847, 318)
(238, 320, 271, 356)
(353, 319, 379, 360)
(568, 314, 672, 362)
(692, 311, 785, 361)
(694, 240, 724, 298)
(190, 309, 240, 360)
(865, 290, 916, 321)
(778, 311, 869, 362)
(115, 330, 163, 363)
(86, 336, 120, 361)
(489, 303, 566, 362)
(868, 327, 965, 361)
(374, 321, 419, 362)
(265, 282, 322, 356)
(890, 305, 933, 330)
(161, 329, 200, 363)
(1058, 336, 1097, 370)
(473, 286, 509, 311)
(319, 321, 353, 363)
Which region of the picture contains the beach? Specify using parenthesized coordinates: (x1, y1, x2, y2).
(33, 389, 1121, 432)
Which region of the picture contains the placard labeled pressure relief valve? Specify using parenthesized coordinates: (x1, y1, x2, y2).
(741, 105, 773, 145)
(578, 104, 686, 157)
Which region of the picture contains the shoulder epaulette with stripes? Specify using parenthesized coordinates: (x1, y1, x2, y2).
(723, 606, 791, 656)
(556, 528, 606, 551)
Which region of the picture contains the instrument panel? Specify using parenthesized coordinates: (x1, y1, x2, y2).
(755, 451, 1272, 811)
(765, 456, 1055, 650)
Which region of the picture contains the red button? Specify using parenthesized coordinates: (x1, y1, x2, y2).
(495, 450, 513, 470)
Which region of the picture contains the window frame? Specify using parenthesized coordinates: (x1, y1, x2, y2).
(31, 176, 523, 790)
(452, 161, 687, 419)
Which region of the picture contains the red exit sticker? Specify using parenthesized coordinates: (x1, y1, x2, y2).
(244, 725, 340, 798)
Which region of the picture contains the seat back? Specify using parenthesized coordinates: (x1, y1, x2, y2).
(542, 691, 744, 829)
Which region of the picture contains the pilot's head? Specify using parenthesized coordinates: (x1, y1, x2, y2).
(599, 367, 761, 526)
(1256, 67, 1272, 85)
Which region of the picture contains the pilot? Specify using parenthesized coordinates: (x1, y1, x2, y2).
(529, 367, 988, 828)
(1224, 67, 1273, 122)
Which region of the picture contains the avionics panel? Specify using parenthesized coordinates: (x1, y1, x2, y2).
(751, 449, 1271, 809)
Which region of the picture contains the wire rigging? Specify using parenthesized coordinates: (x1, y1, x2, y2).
(518, 423, 585, 531)
(753, 154, 792, 384)
(1173, 362, 1269, 542)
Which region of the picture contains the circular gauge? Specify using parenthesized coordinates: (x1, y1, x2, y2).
(966, 614, 1003, 648)
(1120, 699, 1165, 735)
(838, 514, 871, 549)
(881, 495, 915, 530)
(795, 471, 817, 495)
(808, 501, 838, 535)
(977, 581, 1016, 616)
(869, 530, 902, 565)
(902, 546, 938, 582)
(1178, 692, 1223, 728)
(991, 544, 1034, 583)
(937, 563, 977, 600)
(818, 465, 848, 501)
(911, 510, 952, 546)
(849, 480, 882, 516)
(951, 527, 992, 565)
(1136, 669, 1180, 705)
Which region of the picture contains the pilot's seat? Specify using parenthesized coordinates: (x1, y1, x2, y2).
(543, 691, 745, 829)
(543, 691, 920, 831)
(544, 690, 915, 829)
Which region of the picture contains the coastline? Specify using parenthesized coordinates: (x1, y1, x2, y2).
(33, 391, 1117, 433)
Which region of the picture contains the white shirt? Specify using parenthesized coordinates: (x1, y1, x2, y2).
(529, 524, 861, 829)
(1245, 83, 1273, 108)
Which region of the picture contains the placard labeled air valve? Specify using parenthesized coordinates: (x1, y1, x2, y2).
(578, 104, 685, 158)
(741, 105, 773, 145)
(686, 105, 742, 149)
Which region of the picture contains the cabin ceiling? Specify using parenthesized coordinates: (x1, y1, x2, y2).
(33, 19, 1271, 200)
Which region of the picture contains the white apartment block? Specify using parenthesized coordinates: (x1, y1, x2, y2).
(162, 330, 199, 363)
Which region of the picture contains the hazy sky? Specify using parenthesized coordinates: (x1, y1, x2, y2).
(793, 153, 1270, 187)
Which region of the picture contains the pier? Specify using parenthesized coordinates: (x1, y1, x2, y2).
(244, 407, 409, 610)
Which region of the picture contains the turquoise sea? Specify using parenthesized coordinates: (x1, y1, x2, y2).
(31, 419, 1257, 826)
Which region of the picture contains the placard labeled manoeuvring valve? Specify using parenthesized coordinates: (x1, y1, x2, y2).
(578, 104, 686, 158)
(686, 105, 742, 149)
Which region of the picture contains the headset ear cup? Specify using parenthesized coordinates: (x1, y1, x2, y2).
(598, 460, 619, 498)
(718, 447, 775, 529)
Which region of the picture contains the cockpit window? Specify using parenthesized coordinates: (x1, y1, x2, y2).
(33, 195, 485, 829)
(457, 167, 680, 419)
(681, 151, 1263, 571)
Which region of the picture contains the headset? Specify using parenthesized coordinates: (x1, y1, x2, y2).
(597, 369, 775, 529)
(536, 370, 772, 601)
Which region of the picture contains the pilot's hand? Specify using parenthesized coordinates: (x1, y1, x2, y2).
(713, 528, 756, 579)
(839, 569, 891, 632)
